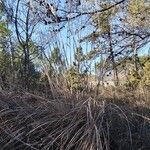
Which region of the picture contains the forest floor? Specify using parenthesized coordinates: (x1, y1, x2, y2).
(0, 89, 150, 150)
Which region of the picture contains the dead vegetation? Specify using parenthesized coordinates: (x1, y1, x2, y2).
(0, 89, 150, 150)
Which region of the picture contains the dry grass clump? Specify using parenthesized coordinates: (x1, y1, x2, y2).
(0, 91, 150, 150)
(98, 86, 150, 107)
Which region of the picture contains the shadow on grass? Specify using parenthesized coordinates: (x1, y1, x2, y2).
(0, 91, 150, 150)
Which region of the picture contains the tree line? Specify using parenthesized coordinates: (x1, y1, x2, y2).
(0, 0, 149, 94)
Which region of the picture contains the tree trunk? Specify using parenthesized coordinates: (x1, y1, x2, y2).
(108, 31, 119, 86)
(133, 39, 138, 74)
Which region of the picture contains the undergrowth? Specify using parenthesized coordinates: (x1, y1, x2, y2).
(0, 89, 150, 150)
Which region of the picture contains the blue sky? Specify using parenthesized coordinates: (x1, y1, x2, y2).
(7, 0, 149, 71)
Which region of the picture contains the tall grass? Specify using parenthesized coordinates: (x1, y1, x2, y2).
(0, 89, 150, 150)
